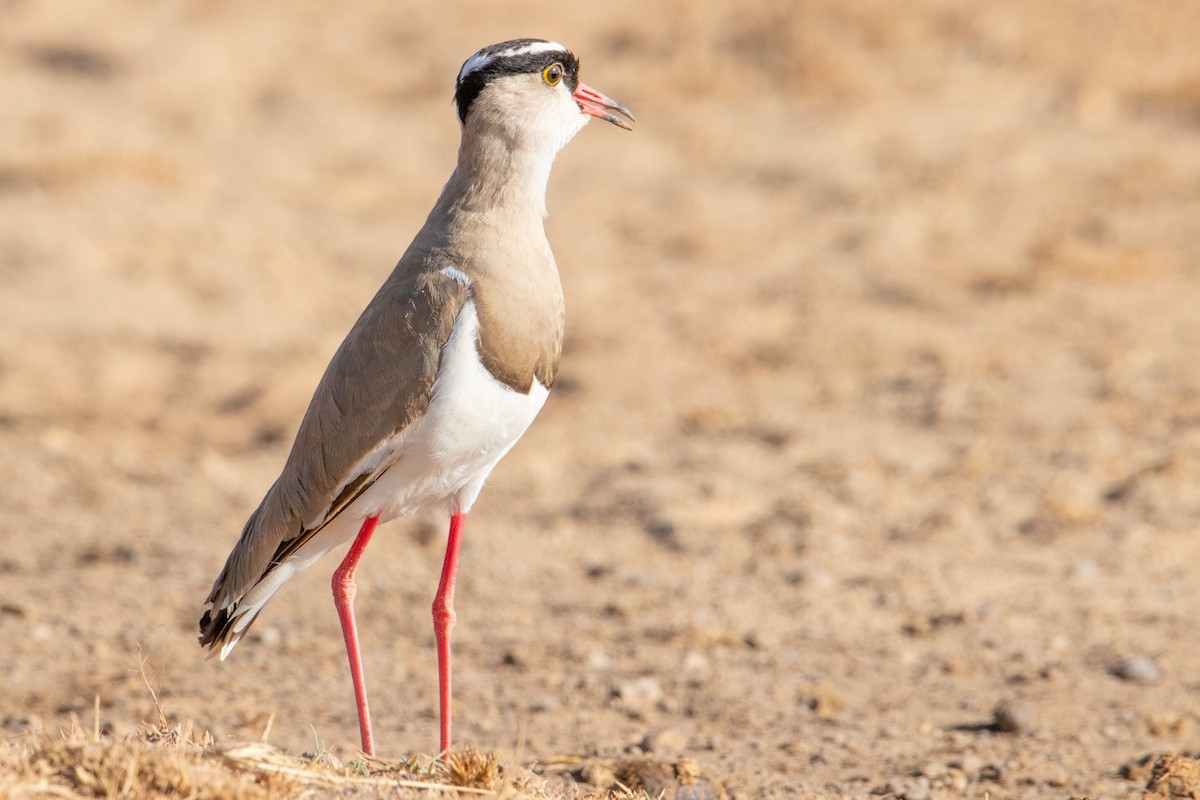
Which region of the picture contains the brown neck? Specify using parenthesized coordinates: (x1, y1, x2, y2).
(434, 120, 559, 224)
(398, 116, 566, 395)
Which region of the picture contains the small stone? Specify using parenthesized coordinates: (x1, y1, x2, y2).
(953, 753, 984, 775)
(879, 778, 931, 800)
(2, 715, 40, 734)
(615, 677, 663, 717)
(1111, 655, 1160, 684)
(585, 563, 614, 579)
(501, 649, 526, 669)
(785, 564, 834, 590)
(643, 518, 679, 548)
(978, 763, 1005, 783)
(743, 627, 781, 651)
(1067, 558, 1101, 580)
(1146, 712, 1192, 738)
(579, 761, 616, 788)
(992, 699, 1032, 733)
(681, 651, 711, 679)
(640, 728, 687, 754)
(799, 684, 845, 716)
(903, 776, 932, 800)
(587, 648, 612, 671)
(941, 657, 975, 675)
(1121, 753, 1157, 782)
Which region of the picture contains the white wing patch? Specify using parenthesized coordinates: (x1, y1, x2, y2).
(440, 266, 471, 286)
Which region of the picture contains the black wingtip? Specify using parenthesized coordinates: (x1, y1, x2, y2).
(198, 605, 232, 648)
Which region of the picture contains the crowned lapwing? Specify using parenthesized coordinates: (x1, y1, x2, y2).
(200, 38, 634, 756)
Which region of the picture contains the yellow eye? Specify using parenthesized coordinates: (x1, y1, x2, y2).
(542, 63, 563, 86)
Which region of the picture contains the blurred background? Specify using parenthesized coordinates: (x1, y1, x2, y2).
(2, 0, 1199, 796)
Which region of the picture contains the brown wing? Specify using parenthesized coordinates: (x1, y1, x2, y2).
(201, 266, 470, 622)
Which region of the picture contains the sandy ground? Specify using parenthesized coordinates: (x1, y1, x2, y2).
(3, 1, 1200, 797)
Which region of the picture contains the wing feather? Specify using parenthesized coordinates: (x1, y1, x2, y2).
(199, 266, 470, 648)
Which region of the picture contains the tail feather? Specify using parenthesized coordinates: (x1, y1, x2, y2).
(199, 531, 344, 660)
(199, 596, 267, 661)
(199, 559, 303, 659)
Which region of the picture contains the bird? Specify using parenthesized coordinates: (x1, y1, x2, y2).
(198, 38, 634, 758)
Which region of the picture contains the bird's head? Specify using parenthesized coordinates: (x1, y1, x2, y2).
(454, 39, 635, 154)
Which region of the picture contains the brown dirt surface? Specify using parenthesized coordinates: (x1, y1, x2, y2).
(3, 1, 1200, 798)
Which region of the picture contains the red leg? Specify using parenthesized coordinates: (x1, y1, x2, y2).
(332, 514, 381, 756)
(432, 511, 466, 756)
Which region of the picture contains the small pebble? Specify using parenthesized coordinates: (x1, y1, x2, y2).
(992, 699, 1033, 733)
(880, 778, 931, 800)
(1067, 558, 1101, 580)
(2, 715, 40, 734)
(953, 753, 984, 775)
(743, 627, 781, 651)
(1112, 655, 1160, 684)
(978, 763, 1005, 783)
(579, 761, 616, 787)
(529, 695, 555, 713)
(904, 776, 932, 800)
(615, 677, 663, 716)
(785, 565, 834, 590)
(0, 603, 27, 618)
(641, 727, 687, 754)
(587, 648, 612, 671)
(681, 651, 711, 679)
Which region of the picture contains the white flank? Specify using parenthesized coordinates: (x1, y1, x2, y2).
(319, 297, 546, 526)
(359, 298, 549, 519)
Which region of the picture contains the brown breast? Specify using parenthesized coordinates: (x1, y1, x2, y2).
(469, 247, 565, 393)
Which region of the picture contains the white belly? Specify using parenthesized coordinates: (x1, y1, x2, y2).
(347, 298, 548, 522)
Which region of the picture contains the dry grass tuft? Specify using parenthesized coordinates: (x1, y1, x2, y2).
(443, 748, 502, 791)
(217, 740, 503, 794)
(0, 718, 574, 798)
(1143, 753, 1200, 799)
(0, 726, 295, 800)
(0, 664, 565, 798)
(594, 787, 658, 800)
(1, 660, 531, 797)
